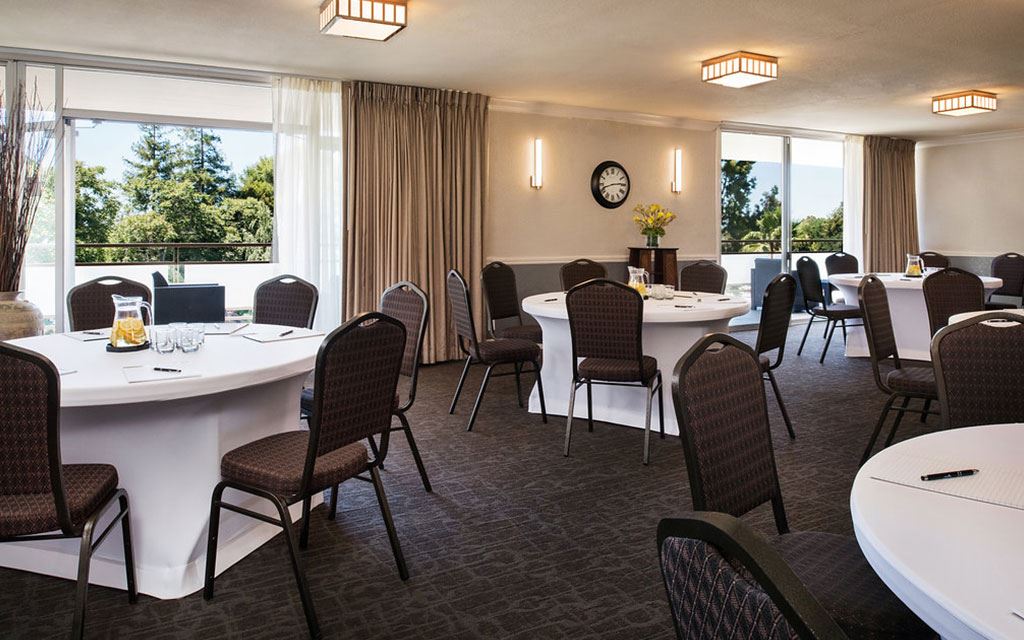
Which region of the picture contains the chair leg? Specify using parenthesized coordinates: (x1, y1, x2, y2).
(299, 496, 312, 549)
(119, 493, 139, 604)
(564, 380, 579, 457)
(466, 365, 494, 432)
(514, 362, 524, 408)
(766, 370, 796, 439)
(71, 513, 100, 640)
(203, 481, 227, 600)
(657, 374, 665, 440)
(861, 395, 897, 465)
(884, 396, 911, 447)
(268, 493, 321, 639)
(367, 435, 382, 468)
(448, 357, 472, 414)
(532, 359, 548, 423)
(327, 485, 340, 521)
(642, 384, 655, 465)
(920, 398, 932, 423)
(819, 320, 837, 364)
(397, 411, 432, 492)
(370, 466, 409, 581)
(586, 380, 594, 432)
(797, 316, 815, 355)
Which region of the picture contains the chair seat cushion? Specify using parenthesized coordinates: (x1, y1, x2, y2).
(475, 338, 540, 364)
(578, 355, 658, 383)
(0, 464, 118, 537)
(886, 366, 937, 396)
(221, 431, 368, 495)
(771, 531, 936, 639)
(810, 303, 862, 320)
(496, 324, 543, 344)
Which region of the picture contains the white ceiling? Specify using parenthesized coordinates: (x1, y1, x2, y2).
(2, 0, 1022, 139)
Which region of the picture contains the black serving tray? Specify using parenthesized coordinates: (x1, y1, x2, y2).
(106, 341, 151, 353)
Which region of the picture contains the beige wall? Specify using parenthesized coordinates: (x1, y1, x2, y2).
(485, 110, 719, 263)
(916, 135, 1024, 255)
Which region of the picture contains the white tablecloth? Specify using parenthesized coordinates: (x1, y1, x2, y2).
(852, 424, 1024, 640)
(522, 291, 750, 436)
(0, 325, 323, 599)
(829, 272, 1002, 361)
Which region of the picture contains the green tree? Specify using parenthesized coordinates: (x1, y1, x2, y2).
(793, 204, 844, 252)
(74, 162, 121, 263)
(178, 128, 235, 202)
(219, 197, 273, 261)
(238, 156, 274, 210)
(123, 125, 178, 212)
(108, 212, 177, 262)
(720, 159, 758, 250)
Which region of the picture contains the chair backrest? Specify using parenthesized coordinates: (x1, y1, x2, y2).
(679, 260, 728, 294)
(379, 281, 429, 408)
(858, 275, 900, 393)
(152, 271, 170, 288)
(658, 514, 847, 640)
(755, 274, 796, 366)
(922, 267, 985, 335)
(565, 279, 645, 377)
(481, 261, 522, 325)
(0, 342, 74, 535)
(932, 312, 1024, 430)
(918, 251, 950, 269)
(305, 313, 405, 486)
(795, 257, 826, 309)
(66, 276, 151, 332)
(990, 252, 1024, 298)
(824, 252, 859, 276)
(446, 269, 479, 358)
(253, 274, 319, 329)
(672, 334, 788, 533)
(560, 258, 607, 291)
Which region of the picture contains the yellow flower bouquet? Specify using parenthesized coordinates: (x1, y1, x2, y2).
(632, 203, 677, 247)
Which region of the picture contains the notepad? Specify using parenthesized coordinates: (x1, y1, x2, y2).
(204, 322, 249, 335)
(122, 366, 201, 384)
(243, 328, 324, 344)
(64, 330, 109, 342)
(871, 452, 1024, 511)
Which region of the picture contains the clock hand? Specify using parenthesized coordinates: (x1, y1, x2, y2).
(604, 182, 627, 187)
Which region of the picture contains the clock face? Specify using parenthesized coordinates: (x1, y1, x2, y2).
(591, 161, 630, 209)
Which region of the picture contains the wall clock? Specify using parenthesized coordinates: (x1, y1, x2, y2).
(591, 161, 630, 209)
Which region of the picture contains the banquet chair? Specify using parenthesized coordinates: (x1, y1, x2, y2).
(204, 312, 409, 640)
(672, 333, 936, 640)
(754, 273, 797, 439)
(658, 513, 849, 640)
(921, 267, 985, 335)
(481, 261, 542, 343)
(825, 251, 859, 303)
(253, 274, 319, 329)
(795, 257, 862, 363)
(0, 342, 138, 640)
(918, 251, 950, 269)
(559, 258, 607, 290)
(678, 260, 727, 294)
(986, 252, 1024, 309)
(563, 279, 664, 465)
(66, 276, 151, 332)
(932, 312, 1024, 430)
(446, 269, 547, 432)
(858, 275, 940, 464)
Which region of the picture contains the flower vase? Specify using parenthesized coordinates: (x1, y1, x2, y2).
(645, 234, 661, 248)
(0, 291, 44, 340)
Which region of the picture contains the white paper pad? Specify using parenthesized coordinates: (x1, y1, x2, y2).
(243, 328, 324, 344)
(122, 365, 201, 384)
(204, 322, 249, 335)
(64, 330, 109, 342)
(871, 452, 1024, 511)
(58, 367, 76, 375)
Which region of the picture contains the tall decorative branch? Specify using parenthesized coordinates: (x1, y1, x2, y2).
(0, 83, 56, 292)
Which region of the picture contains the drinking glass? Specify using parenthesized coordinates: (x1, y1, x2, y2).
(187, 323, 206, 347)
(153, 327, 177, 354)
(168, 322, 187, 347)
(178, 327, 201, 353)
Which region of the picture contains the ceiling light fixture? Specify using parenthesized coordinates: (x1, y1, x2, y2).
(932, 90, 997, 117)
(701, 51, 778, 88)
(319, 0, 407, 41)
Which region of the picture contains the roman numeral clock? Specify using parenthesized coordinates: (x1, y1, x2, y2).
(590, 160, 630, 209)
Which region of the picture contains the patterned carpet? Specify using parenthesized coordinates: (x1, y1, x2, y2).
(0, 327, 941, 639)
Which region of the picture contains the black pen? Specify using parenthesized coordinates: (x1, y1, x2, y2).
(921, 469, 978, 482)
(544, 298, 558, 302)
(675, 304, 693, 308)
(153, 367, 181, 373)
(83, 330, 104, 335)
(717, 297, 730, 301)
(279, 329, 294, 337)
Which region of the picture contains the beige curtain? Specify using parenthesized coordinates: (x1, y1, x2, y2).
(863, 136, 919, 272)
(344, 81, 488, 363)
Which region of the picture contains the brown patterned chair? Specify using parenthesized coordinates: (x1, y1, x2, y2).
(672, 334, 936, 640)
(754, 274, 797, 439)
(858, 275, 940, 464)
(918, 251, 950, 269)
(658, 514, 849, 640)
(986, 252, 1024, 309)
(921, 267, 985, 335)
(66, 276, 151, 331)
(0, 342, 137, 640)
(253, 274, 319, 328)
(446, 269, 547, 432)
(564, 279, 664, 465)
(481, 261, 542, 343)
(559, 258, 607, 291)
(795, 257, 863, 363)
(824, 252, 859, 304)
(678, 260, 727, 294)
(932, 312, 1024, 430)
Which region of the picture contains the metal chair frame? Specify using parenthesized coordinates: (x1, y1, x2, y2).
(795, 257, 863, 364)
(754, 273, 798, 439)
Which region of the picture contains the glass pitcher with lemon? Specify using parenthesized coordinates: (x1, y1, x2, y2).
(109, 294, 153, 350)
(905, 254, 924, 278)
(627, 266, 650, 299)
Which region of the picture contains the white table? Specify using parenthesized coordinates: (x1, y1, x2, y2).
(950, 309, 1024, 325)
(852, 424, 1024, 640)
(522, 291, 750, 436)
(0, 324, 323, 599)
(829, 272, 1002, 361)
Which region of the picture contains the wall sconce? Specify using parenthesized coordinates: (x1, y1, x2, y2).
(671, 148, 683, 193)
(530, 138, 543, 188)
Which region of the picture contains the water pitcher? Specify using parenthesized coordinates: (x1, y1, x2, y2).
(627, 266, 649, 298)
(110, 294, 153, 348)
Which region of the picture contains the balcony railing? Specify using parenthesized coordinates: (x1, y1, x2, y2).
(75, 242, 273, 266)
(721, 237, 843, 255)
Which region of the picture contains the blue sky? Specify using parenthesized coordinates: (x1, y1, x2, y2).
(747, 162, 843, 221)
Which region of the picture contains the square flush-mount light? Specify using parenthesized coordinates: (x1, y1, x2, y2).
(701, 51, 778, 88)
(320, 0, 407, 41)
(932, 90, 997, 117)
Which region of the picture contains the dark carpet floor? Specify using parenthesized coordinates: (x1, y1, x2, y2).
(0, 327, 941, 639)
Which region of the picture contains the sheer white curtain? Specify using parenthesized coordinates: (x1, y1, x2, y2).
(273, 77, 344, 331)
(843, 134, 865, 265)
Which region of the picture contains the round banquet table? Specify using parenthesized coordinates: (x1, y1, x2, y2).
(950, 308, 1024, 325)
(522, 291, 750, 436)
(852, 424, 1024, 640)
(0, 324, 323, 599)
(828, 272, 1002, 361)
